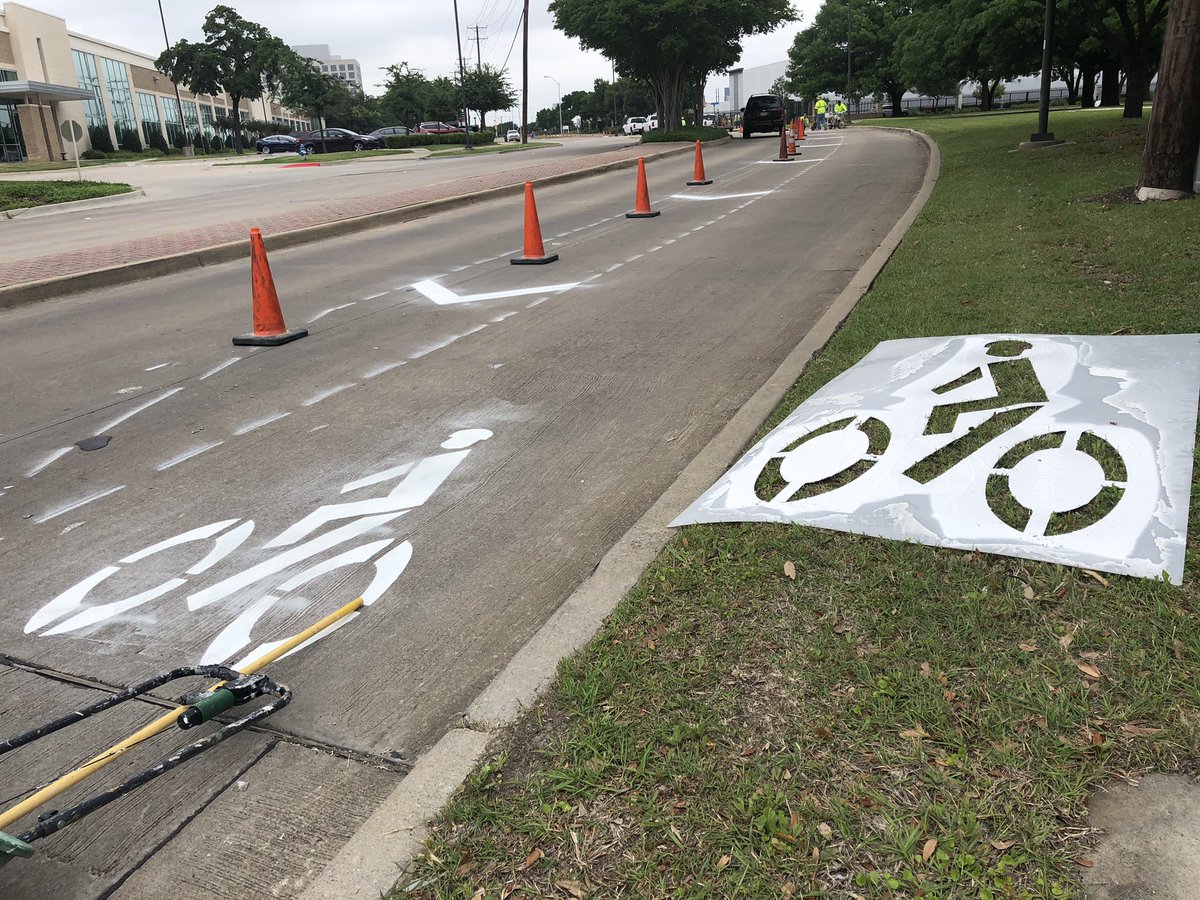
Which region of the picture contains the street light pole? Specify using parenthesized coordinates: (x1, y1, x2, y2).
(1031, 0, 1057, 142)
(846, 0, 853, 123)
(452, 0, 471, 150)
(545, 75, 561, 135)
(157, 0, 193, 156)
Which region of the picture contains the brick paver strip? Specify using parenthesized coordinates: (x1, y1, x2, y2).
(0, 145, 660, 290)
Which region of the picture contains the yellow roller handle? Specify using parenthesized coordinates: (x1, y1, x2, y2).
(0, 597, 363, 832)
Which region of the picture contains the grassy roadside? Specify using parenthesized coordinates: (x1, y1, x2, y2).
(216, 147, 416, 166)
(0, 180, 132, 212)
(396, 109, 1198, 899)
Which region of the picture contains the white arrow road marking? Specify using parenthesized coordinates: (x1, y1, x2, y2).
(411, 279, 579, 306)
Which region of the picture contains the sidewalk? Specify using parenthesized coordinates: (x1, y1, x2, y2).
(0, 141, 687, 308)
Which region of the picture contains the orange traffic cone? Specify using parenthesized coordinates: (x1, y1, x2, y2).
(787, 130, 797, 155)
(686, 140, 712, 186)
(775, 129, 792, 162)
(511, 181, 558, 265)
(232, 228, 308, 346)
(627, 157, 660, 218)
(797, 117, 806, 140)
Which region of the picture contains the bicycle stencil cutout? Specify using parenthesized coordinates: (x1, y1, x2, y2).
(672, 335, 1199, 583)
(25, 428, 494, 667)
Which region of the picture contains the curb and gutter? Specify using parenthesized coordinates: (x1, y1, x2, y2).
(1, 187, 144, 221)
(0, 141, 708, 312)
(299, 127, 943, 899)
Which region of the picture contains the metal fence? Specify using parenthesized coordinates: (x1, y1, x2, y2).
(848, 87, 1075, 117)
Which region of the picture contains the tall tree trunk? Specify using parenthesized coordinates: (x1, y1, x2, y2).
(1081, 67, 1097, 106)
(230, 94, 244, 154)
(1067, 69, 1080, 105)
(1122, 59, 1152, 117)
(1139, 0, 1200, 198)
(1099, 60, 1122, 105)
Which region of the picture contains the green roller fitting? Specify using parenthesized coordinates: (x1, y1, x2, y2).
(0, 830, 34, 867)
(181, 688, 237, 727)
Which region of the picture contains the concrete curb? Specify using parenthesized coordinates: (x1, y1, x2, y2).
(299, 129, 942, 900)
(0, 143, 705, 313)
(1, 187, 144, 220)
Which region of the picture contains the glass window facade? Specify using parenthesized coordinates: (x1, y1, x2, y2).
(1, 101, 26, 162)
(100, 57, 138, 149)
(72, 50, 108, 135)
(136, 92, 162, 146)
(162, 95, 184, 146)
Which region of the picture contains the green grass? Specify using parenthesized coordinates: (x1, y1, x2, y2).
(216, 148, 416, 166)
(394, 109, 1199, 899)
(425, 141, 556, 159)
(0, 180, 133, 212)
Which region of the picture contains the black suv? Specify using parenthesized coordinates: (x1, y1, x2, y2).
(741, 93, 785, 138)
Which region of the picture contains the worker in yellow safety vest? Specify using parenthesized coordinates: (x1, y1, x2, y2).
(814, 97, 828, 130)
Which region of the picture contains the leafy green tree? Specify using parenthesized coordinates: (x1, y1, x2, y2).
(1082, 0, 1170, 117)
(550, 0, 795, 136)
(463, 64, 516, 130)
(279, 58, 353, 147)
(155, 5, 290, 154)
(788, 0, 910, 112)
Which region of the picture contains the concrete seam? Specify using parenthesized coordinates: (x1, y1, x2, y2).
(304, 128, 941, 899)
(0, 143, 702, 312)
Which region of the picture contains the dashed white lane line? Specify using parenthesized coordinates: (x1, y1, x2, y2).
(157, 441, 225, 472)
(35, 485, 126, 524)
(308, 302, 357, 324)
(607, 263, 624, 272)
(526, 297, 549, 308)
(363, 291, 391, 301)
(491, 311, 520, 322)
(144, 363, 171, 372)
(361, 361, 406, 379)
(233, 411, 291, 435)
(199, 357, 240, 380)
(648, 245, 663, 252)
(626, 254, 644, 263)
(97, 387, 184, 432)
(27, 447, 71, 478)
(668, 190, 774, 201)
(302, 383, 356, 406)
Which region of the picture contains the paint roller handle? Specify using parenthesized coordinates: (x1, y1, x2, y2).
(177, 675, 271, 730)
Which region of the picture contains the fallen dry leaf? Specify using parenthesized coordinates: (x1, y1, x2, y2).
(1082, 569, 1110, 587)
(1019, 642, 1039, 652)
(520, 848, 544, 871)
(1076, 661, 1102, 679)
(716, 854, 731, 871)
(1173, 638, 1185, 660)
(920, 661, 932, 677)
(1120, 724, 1162, 737)
(1057, 631, 1076, 652)
(922, 838, 938, 861)
(818, 822, 833, 839)
(500, 882, 520, 899)
(784, 560, 797, 580)
(1074, 857, 1095, 869)
(1082, 726, 1103, 746)
(1022, 583, 1035, 600)
(833, 623, 851, 634)
(991, 839, 1017, 850)
(555, 880, 588, 898)
(900, 724, 930, 739)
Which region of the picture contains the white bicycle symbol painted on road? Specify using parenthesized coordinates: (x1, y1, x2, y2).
(25, 429, 493, 669)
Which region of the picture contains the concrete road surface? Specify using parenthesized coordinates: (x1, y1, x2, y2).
(0, 129, 927, 898)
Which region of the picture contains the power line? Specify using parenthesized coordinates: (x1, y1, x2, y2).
(500, 5, 523, 73)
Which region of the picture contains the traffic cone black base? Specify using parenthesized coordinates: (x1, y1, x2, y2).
(626, 210, 661, 219)
(511, 253, 559, 265)
(233, 329, 309, 346)
(686, 178, 713, 186)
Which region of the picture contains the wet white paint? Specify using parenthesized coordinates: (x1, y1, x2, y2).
(303, 384, 355, 406)
(44, 578, 187, 636)
(157, 441, 224, 471)
(199, 357, 241, 380)
(233, 412, 290, 435)
(307, 302, 356, 324)
(441, 428, 493, 450)
(98, 387, 184, 432)
(34, 485, 125, 525)
(27, 447, 71, 478)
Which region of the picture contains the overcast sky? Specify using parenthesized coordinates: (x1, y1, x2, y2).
(21, 1, 817, 115)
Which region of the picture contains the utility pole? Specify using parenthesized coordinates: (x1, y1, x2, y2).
(468, 25, 487, 71)
(157, 0, 193, 156)
(1029, 0, 1057, 142)
(521, 0, 529, 144)
(453, 0, 471, 148)
(846, 0, 853, 122)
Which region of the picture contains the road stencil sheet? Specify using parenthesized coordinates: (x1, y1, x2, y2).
(672, 334, 1199, 583)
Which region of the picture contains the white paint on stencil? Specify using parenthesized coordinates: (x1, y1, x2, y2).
(122, 519, 241, 564)
(144, 363, 171, 371)
(34, 485, 125, 525)
(441, 428, 493, 450)
(157, 441, 224, 471)
(307, 302, 356, 323)
(44, 577, 187, 636)
(670, 190, 774, 201)
(234, 412, 290, 435)
(98, 387, 184, 432)
(27, 447, 71, 477)
(342, 462, 416, 494)
(187, 520, 256, 574)
(199, 357, 241, 380)
(362, 361, 405, 379)
(27, 565, 120, 632)
(410, 279, 579, 306)
(303, 384, 355, 406)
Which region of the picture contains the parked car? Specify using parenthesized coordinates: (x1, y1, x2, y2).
(647, 114, 658, 131)
(505, 129, 522, 143)
(417, 121, 465, 134)
(621, 116, 648, 135)
(369, 125, 412, 138)
(292, 128, 382, 153)
(741, 93, 785, 137)
(255, 134, 301, 154)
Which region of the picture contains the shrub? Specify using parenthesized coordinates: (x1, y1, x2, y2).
(165, 147, 184, 156)
(211, 134, 225, 152)
(382, 129, 497, 149)
(88, 124, 115, 154)
(81, 149, 107, 160)
(642, 125, 729, 143)
(119, 127, 142, 153)
(146, 127, 169, 153)
(172, 130, 187, 150)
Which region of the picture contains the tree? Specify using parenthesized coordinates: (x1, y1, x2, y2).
(1084, 0, 1171, 117)
(279, 58, 352, 148)
(463, 64, 516, 130)
(1138, 0, 1200, 197)
(550, 0, 795, 136)
(156, 5, 290, 154)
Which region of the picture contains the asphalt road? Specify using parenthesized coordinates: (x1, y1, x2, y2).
(0, 129, 927, 898)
